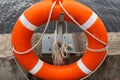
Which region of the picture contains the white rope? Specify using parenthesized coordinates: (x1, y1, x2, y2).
(13, 1, 56, 79)
(52, 19, 85, 65)
(87, 45, 108, 52)
(53, 21, 84, 56)
(61, 41, 70, 58)
(13, 0, 108, 66)
(12, 0, 108, 79)
(13, 1, 57, 54)
(52, 40, 65, 65)
(52, 21, 68, 65)
(58, 1, 109, 79)
(59, 1, 108, 52)
(14, 58, 29, 80)
(81, 49, 108, 80)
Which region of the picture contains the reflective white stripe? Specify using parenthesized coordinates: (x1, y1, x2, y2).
(82, 12, 98, 29)
(29, 59, 43, 75)
(77, 59, 92, 74)
(19, 14, 38, 31)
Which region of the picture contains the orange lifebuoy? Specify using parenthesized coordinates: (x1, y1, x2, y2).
(12, 0, 108, 79)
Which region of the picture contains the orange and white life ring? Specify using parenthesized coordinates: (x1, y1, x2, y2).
(12, 0, 108, 79)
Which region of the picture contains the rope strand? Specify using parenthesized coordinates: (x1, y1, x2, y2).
(14, 58, 29, 80)
(59, 1, 108, 52)
(13, 1, 57, 54)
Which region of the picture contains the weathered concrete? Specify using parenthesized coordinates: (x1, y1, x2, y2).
(0, 58, 28, 80)
(0, 33, 120, 80)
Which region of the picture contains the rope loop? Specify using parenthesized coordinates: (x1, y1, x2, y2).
(13, 1, 108, 66)
(13, 1, 57, 54)
(58, 1, 108, 52)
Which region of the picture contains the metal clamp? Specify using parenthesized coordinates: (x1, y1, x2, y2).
(56, 12, 66, 47)
(42, 13, 76, 53)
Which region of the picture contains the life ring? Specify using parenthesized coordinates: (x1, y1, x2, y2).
(12, 0, 108, 79)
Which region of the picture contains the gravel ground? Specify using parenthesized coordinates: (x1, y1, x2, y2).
(0, 0, 120, 34)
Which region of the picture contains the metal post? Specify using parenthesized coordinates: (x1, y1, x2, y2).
(56, 12, 66, 47)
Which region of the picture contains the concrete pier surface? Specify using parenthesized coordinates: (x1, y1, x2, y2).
(0, 33, 120, 80)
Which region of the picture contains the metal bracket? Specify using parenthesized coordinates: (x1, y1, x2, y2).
(42, 13, 76, 53)
(42, 34, 76, 54)
(56, 12, 66, 46)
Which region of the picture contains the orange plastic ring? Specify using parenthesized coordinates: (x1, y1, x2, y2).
(12, 0, 108, 79)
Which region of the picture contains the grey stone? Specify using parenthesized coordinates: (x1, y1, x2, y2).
(0, 33, 120, 79)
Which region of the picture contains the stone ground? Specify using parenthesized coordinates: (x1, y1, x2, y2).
(0, 33, 120, 80)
